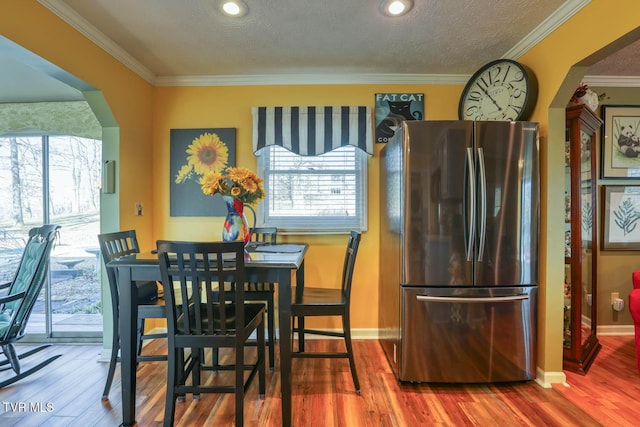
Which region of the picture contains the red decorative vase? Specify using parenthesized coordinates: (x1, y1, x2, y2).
(222, 195, 255, 245)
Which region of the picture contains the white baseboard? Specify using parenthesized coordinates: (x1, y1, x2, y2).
(535, 367, 566, 388)
(98, 348, 112, 363)
(98, 326, 169, 363)
(597, 324, 635, 336)
(285, 328, 379, 340)
(98, 327, 381, 360)
(98, 326, 633, 366)
(350, 328, 380, 339)
(295, 327, 635, 340)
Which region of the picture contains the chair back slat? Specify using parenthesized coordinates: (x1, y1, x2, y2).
(157, 241, 245, 339)
(1, 224, 60, 341)
(98, 230, 140, 262)
(98, 230, 143, 309)
(341, 231, 361, 302)
(249, 227, 277, 244)
(246, 227, 277, 291)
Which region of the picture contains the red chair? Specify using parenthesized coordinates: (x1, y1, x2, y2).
(630, 271, 640, 372)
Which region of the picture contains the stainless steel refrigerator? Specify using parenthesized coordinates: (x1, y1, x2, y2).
(379, 120, 539, 383)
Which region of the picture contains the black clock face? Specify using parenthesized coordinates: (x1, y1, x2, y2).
(458, 59, 537, 121)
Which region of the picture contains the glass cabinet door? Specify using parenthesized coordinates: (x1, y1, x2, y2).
(563, 104, 602, 374)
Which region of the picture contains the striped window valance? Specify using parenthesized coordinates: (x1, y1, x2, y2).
(252, 106, 373, 156)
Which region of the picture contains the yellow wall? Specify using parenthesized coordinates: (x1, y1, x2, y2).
(3, 0, 640, 379)
(591, 86, 640, 328)
(0, 0, 155, 241)
(151, 85, 461, 329)
(517, 0, 640, 373)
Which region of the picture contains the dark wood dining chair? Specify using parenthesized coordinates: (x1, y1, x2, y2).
(212, 227, 278, 370)
(98, 230, 166, 401)
(245, 227, 277, 369)
(291, 230, 362, 393)
(0, 224, 61, 389)
(157, 240, 266, 427)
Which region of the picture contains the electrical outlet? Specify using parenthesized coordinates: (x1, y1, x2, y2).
(135, 202, 144, 216)
(613, 298, 625, 312)
(611, 292, 619, 305)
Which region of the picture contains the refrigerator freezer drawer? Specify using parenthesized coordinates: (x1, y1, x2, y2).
(399, 286, 537, 383)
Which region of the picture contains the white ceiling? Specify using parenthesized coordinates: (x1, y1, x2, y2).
(50, 0, 570, 77)
(1, 0, 639, 103)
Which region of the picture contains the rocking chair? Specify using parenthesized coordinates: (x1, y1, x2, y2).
(0, 224, 61, 388)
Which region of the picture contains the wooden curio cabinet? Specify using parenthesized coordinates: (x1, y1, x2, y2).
(563, 104, 603, 374)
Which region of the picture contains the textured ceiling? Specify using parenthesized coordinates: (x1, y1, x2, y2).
(1, 0, 639, 104)
(50, 0, 569, 77)
(588, 40, 640, 75)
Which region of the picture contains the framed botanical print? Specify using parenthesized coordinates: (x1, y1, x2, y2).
(169, 128, 236, 217)
(602, 185, 640, 250)
(601, 105, 640, 179)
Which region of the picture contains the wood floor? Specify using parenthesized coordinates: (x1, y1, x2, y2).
(0, 336, 639, 426)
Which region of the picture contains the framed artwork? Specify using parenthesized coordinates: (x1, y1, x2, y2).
(169, 128, 236, 217)
(579, 128, 592, 181)
(602, 185, 640, 250)
(601, 105, 640, 179)
(374, 93, 424, 143)
(581, 183, 593, 246)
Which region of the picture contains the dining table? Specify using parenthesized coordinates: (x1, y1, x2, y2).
(107, 242, 308, 427)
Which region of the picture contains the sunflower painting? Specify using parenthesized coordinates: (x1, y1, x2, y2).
(170, 128, 236, 216)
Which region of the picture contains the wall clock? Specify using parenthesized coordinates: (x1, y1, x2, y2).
(458, 59, 538, 121)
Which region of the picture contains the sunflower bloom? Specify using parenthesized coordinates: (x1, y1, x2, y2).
(200, 171, 223, 196)
(174, 164, 193, 184)
(240, 177, 258, 193)
(200, 166, 266, 206)
(225, 167, 251, 181)
(186, 132, 229, 175)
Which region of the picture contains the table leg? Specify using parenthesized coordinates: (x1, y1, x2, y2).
(277, 268, 292, 427)
(296, 263, 305, 352)
(117, 267, 138, 427)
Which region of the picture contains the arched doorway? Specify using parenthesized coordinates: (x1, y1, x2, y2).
(0, 36, 119, 345)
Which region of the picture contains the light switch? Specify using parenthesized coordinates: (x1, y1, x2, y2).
(103, 160, 116, 193)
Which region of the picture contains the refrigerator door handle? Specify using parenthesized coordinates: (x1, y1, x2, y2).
(416, 294, 529, 303)
(477, 147, 487, 261)
(465, 147, 475, 261)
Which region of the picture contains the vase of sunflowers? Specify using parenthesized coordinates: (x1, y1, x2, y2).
(220, 195, 255, 244)
(200, 167, 266, 245)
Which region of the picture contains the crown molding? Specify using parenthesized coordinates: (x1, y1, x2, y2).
(38, 0, 156, 83)
(154, 73, 469, 87)
(38, 0, 469, 86)
(503, 0, 590, 59)
(582, 75, 640, 87)
(39, 0, 594, 87)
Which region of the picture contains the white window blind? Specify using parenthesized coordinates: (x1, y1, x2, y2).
(256, 145, 367, 232)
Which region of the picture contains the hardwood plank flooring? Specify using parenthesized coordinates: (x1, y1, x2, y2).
(0, 336, 638, 426)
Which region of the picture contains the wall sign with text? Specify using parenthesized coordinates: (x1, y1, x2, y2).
(374, 93, 424, 143)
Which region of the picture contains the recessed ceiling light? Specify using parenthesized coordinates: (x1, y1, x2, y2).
(221, 1, 247, 17)
(380, 0, 413, 17)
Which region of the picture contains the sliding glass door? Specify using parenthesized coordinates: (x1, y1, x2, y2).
(0, 135, 102, 339)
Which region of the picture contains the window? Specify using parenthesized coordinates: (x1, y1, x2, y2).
(252, 105, 372, 233)
(257, 145, 367, 232)
(0, 134, 102, 339)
